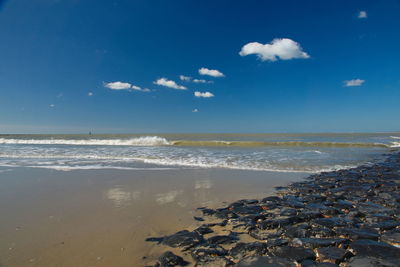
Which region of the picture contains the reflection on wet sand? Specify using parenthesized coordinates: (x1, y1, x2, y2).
(106, 187, 141, 207)
(155, 190, 183, 205)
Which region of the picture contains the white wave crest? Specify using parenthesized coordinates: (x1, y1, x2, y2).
(0, 136, 170, 146)
(390, 136, 400, 139)
(390, 142, 400, 148)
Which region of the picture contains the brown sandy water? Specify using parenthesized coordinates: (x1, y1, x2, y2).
(0, 167, 306, 267)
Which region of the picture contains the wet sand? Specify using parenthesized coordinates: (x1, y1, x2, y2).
(0, 167, 306, 267)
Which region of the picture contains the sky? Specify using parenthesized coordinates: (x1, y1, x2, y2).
(0, 0, 399, 133)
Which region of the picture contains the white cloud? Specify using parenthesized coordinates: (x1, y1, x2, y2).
(132, 85, 150, 92)
(344, 79, 365, 87)
(49, 104, 55, 108)
(239, 38, 310, 61)
(154, 78, 187, 90)
(192, 108, 199, 112)
(104, 81, 132, 90)
(193, 79, 213, 84)
(179, 75, 191, 81)
(199, 67, 225, 77)
(194, 91, 214, 98)
(358, 11, 367, 19)
(88, 92, 93, 96)
(104, 81, 150, 92)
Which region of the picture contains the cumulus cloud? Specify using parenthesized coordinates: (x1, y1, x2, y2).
(194, 91, 214, 98)
(179, 75, 191, 81)
(104, 81, 132, 90)
(344, 79, 365, 87)
(192, 108, 199, 113)
(104, 81, 150, 92)
(88, 92, 93, 96)
(358, 11, 367, 18)
(239, 38, 310, 61)
(199, 68, 225, 77)
(154, 78, 187, 90)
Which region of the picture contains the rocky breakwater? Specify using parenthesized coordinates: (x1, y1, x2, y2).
(145, 152, 400, 266)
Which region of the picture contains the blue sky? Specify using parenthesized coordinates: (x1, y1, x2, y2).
(0, 0, 399, 133)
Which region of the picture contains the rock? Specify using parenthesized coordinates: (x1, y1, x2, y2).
(158, 251, 188, 266)
(191, 244, 227, 262)
(261, 196, 281, 203)
(194, 216, 204, 222)
(381, 229, 400, 247)
(309, 227, 335, 238)
(265, 238, 289, 247)
(258, 216, 299, 230)
(249, 228, 283, 240)
(312, 217, 349, 228)
(284, 226, 310, 238)
(370, 220, 400, 230)
(193, 257, 234, 267)
(162, 230, 203, 249)
(332, 200, 354, 209)
(334, 227, 379, 240)
(297, 211, 322, 221)
(231, 205, 263, 215)
(201, 209, 216, 216)
(347, 256, 399, 267)
(237, 256, 296, 267)
(305, 203, 339, 216)
(270, 246, 315, 262)
(315, 247, 348, 263)
(206, 233, 238, 245)
(229, 242, 267, 260)
(229, 199, 259, 207)
(291, 238, 347, 249)
(349, 239, 400, 259)
(194, 226, 214, 235)
(280, 208, 297, 216)
(145, 236, 164, 244)
(214, 208, 238, 219)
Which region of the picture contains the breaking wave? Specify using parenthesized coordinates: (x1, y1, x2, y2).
(0, 136, 170, 146)
(0, 137, 395, 148)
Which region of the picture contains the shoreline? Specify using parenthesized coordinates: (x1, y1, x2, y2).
(0, 166, 307, 267)
(145, 151, 400, 266)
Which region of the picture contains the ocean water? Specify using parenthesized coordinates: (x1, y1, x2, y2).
(0, 133, 399, 172)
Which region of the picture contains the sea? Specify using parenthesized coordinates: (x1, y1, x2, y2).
(0, 133, 399, 173)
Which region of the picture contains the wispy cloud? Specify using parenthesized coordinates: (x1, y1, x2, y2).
(179, 75, 191, 81)
(344, 79, 365, 87)
(199, 68, 225, 77)
(192, 108, 199, 113)
(104, 81, 150, 92)
(193, 79, 213, 84)
(358, 11, 367, 19)
(239, 38, 310, 61)
(88, 92, 93, 96)
(154, 78, 187, 90)
(180, 75, 213, 84)
(131, 85, 151, 92)
(194, 91, 214, 98)
(49, 104, 55, 108)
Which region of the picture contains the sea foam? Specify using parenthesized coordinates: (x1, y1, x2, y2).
(0, 136, 170, 146)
